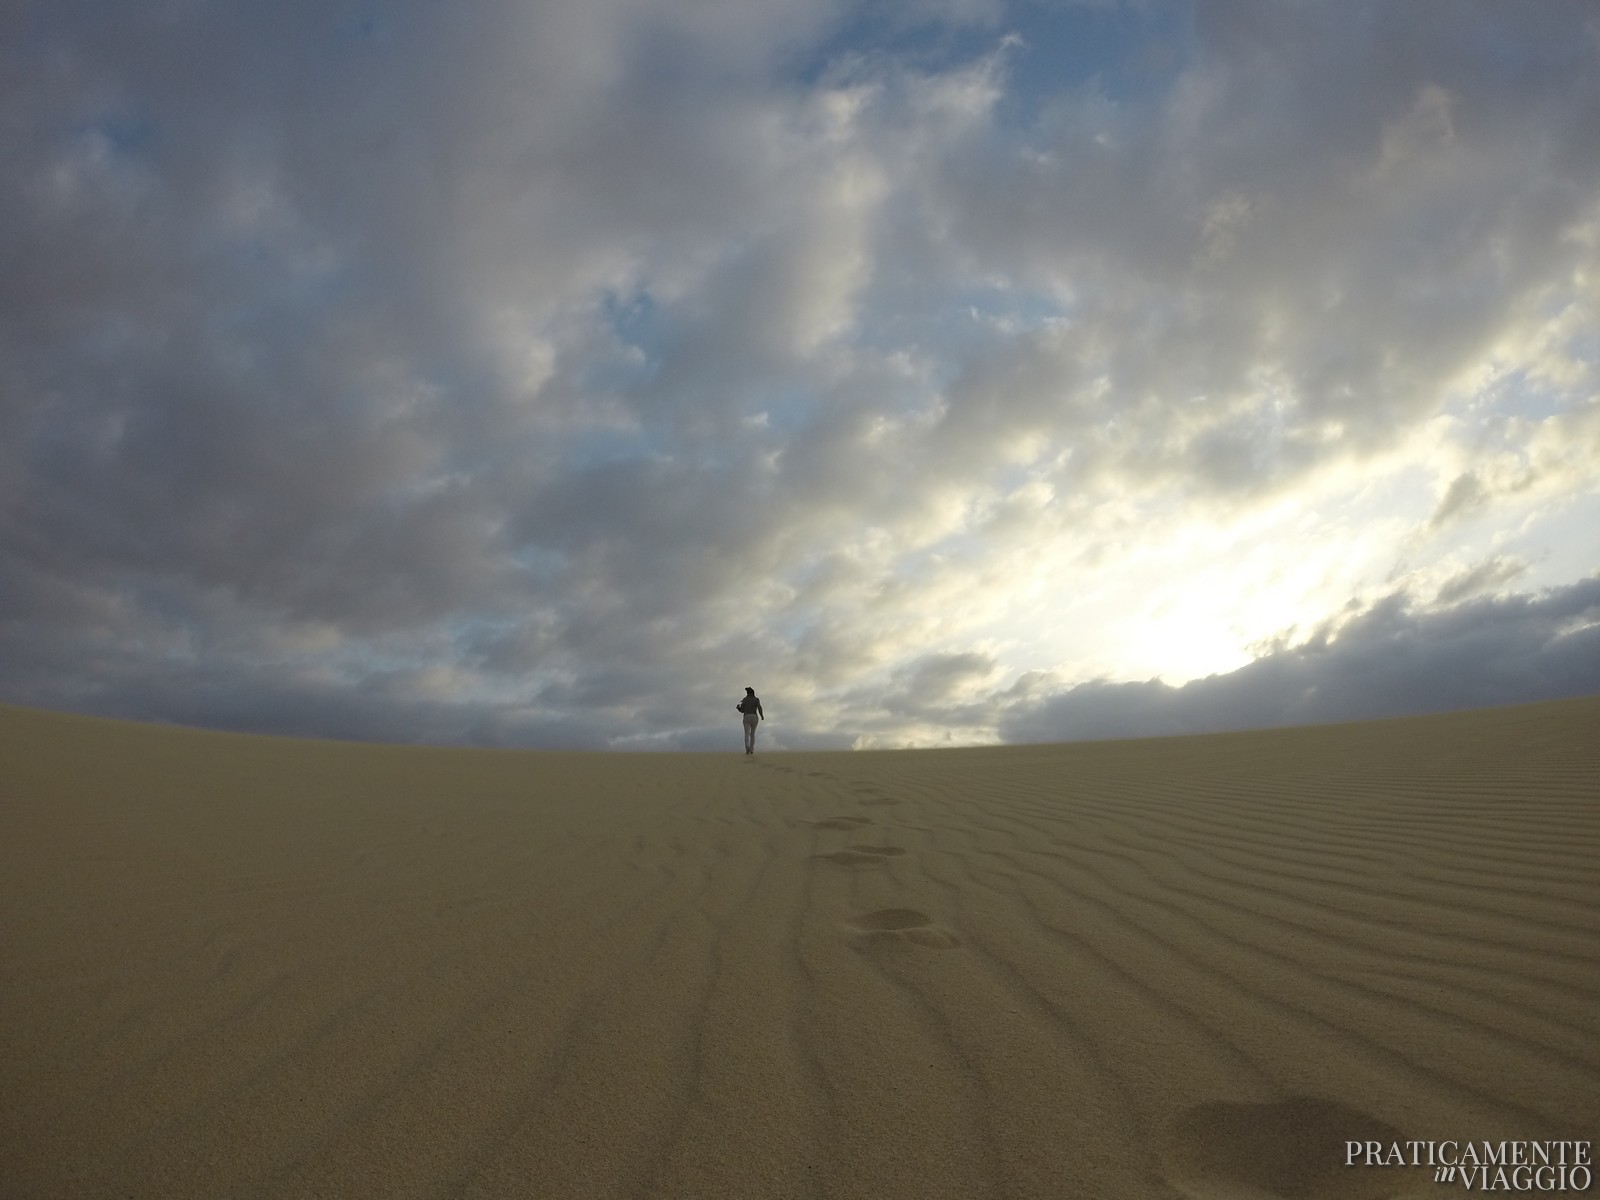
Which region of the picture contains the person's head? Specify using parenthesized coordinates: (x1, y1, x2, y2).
(745, 686, 755, 695)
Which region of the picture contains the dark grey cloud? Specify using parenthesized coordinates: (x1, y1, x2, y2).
(1431, 473, 1492, 531)
(999, 578, 1600, 744)
(1434, 556, 1528, 606)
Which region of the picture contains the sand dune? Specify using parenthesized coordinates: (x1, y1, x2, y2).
(2, 697, 1597, 1199)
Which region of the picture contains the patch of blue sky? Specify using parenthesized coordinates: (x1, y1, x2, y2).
(846, 280, 1070, 393)
(1471, 367, 1590, 426)
(601, 287, 667, 354)
(585, 287, 668, 394)
(952, 280, 1072, 331)
(85, 113, 160, 156)
(1002, 0, 1194, 111)
(791, 5, 993, 87)
(792, 1, 1191, 118)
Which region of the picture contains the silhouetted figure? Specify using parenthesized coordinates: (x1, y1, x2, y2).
(737, 687, 764, 754)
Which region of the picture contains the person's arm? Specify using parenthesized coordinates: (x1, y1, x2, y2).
(757, 702, 765, 720)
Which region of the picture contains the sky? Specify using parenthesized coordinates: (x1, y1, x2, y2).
(2, 0, 1598, 751)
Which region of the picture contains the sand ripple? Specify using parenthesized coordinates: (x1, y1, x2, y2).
(2, 697, 1597, 1198)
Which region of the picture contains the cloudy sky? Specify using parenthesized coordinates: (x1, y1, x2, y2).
(3, 0, 1598, 751)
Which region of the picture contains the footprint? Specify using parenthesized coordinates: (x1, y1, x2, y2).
(816, 846, 908, 866)
(858, 796, 901, 807)
(1160, 1096, 1422, 1199)
(810, 816, 874, 831)
(848, 908, 961, 950)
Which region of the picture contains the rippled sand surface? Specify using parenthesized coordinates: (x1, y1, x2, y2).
(3, 698, 1597, 1198)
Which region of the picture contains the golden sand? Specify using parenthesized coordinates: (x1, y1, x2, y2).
(2, 697, 1597, 1198)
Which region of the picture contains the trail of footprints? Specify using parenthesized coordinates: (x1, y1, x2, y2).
(762, 763, 1435, 1195)
(763, 763, 961, 952)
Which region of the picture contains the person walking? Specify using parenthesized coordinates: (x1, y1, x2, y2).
(736, 687, 764, 754)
